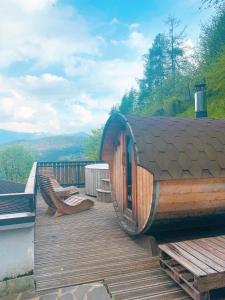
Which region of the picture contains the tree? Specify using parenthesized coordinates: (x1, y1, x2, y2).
(143, 34, 168, 89)
(136, 34, 169, 108)
(200, 49, 225, 117)
(119, 89, 137, 114)
(84, 128, 103, 160)
(109, 105, 119, 115)
(200, 6, 225, 62)
(117, 7, 225, 120)
(166, 17, 186, 87)
(201, 0, 224, 7)
(0, 145, 35, 183)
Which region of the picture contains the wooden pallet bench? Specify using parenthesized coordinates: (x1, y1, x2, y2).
(159, 236, 225, 300)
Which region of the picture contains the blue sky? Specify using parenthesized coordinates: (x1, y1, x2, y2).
(0, 0, 213, 133)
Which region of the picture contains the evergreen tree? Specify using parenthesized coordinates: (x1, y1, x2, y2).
(200, 6, 225, 62)
(110, 105, 119, 115)
(119, 89, 137, 114)
(144, 33, 168, 89)
(117, 8, 225, 119)
(202, 0, 224, 7)
(166, 17, 186, 87)
(138, 34, 168, 106)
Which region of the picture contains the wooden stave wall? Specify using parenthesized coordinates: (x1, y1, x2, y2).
(142, 177, 225, 233)
(156, 177, 225, 219)
(101, 119, 225, 234)
(111, 157, 225, 234)
(110, 130, 154, 233)
(112, 133, 125, 212)
(136, 166, 154, 232)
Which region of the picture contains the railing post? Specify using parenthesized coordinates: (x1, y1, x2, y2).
(78, 164, 80, 187)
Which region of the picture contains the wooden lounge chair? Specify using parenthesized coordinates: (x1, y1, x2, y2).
(39, 175, 94, 217)
(38, 174, 57, 214)
(39, 167, 79, 198)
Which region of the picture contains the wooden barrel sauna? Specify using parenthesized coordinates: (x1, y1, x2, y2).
(85, 163, 109, 196)
(100, 113, 225, 235)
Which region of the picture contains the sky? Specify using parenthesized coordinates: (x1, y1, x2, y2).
(0, 0, 213, 134)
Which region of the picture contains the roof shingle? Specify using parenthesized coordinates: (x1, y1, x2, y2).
(126, 115, 225, 180)
(102, 114, 225, 180)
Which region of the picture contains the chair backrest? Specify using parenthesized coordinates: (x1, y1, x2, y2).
(39, 167, 55, 177)
(38, 175, 56, 209)
(39, 167, 61, 188)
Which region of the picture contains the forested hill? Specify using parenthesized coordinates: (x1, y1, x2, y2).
(0, 130, 100, 183)
(113, 2, 225, 119)
(1, 133, 88, 161)
(0, 129, 47, 145)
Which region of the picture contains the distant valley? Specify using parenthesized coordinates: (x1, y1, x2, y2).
(0, 129, 48, 145)
(0, 130, 89, 161)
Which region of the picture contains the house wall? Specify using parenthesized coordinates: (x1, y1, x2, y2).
(0, 226, 34, 281)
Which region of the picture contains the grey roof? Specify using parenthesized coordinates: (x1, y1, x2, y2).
(101, 113, 225, 180)
(0, 180, 25, 194)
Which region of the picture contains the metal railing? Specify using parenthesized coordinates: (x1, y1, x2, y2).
(0, 160, 102, 226)
(0, 162, 37, 227)
(37, 161, 102, 187)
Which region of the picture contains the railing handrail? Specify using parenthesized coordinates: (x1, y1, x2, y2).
(25, 162, 37, 194)
(0, 163, 38, 219)
(37, 160, 102, 164)
(0, 192, 33, 197)
(0, 162, 38, 197)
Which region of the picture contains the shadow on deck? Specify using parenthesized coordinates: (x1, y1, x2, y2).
(34, 193, 190, 300)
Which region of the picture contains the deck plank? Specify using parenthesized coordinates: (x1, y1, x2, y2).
(34, 193, 190, 299)
(159, 244, 207, 277)
(184, 240, 225, 269)
(176, 241, 225, 272)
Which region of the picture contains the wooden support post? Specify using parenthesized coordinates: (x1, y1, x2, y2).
(149, 236, 159, 256)
(46, 206, 55, 215)
(54, 211, 63, 218)
(133, 235, 158, 256)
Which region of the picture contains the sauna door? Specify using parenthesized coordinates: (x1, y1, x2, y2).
(125, 135, 133, 210)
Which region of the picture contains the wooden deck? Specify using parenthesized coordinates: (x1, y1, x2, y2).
(34, 193, 190, 299)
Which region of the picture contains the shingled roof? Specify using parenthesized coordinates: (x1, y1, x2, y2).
(101, 113, 225, 180)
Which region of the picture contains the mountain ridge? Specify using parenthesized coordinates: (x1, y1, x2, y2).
(0, 131, 89, 161)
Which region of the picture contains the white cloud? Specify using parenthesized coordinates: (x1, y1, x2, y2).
(110, 18, 120, 25)
(0, 2, 147, 134)
(0, 74, 64, 132)
(0, 73, 120, 133)
(112, 31, 151, 54)
(0, 100, 60, 133)
(0, 57, 144, 133)
(14, 0, 56, 12)
(124, 31, 151, 53)
(86, 59, 143, 94)
(65, 57, 143, 101)
(182, 38, 195, 58)
(0, 0, 100, 68)
(128, 23, 140, 30)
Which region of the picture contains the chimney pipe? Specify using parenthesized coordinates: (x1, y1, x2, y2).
(195, 82, 207, 118)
